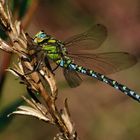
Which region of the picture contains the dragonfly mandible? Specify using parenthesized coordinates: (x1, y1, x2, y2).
(33, 24, 140, 103)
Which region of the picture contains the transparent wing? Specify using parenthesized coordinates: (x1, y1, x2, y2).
(63, 68, 82, 88)
(68, 52, 137, 75)
(64, 24, 107, 52)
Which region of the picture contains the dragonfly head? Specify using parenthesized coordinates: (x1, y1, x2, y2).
(33, 31, 50, 44)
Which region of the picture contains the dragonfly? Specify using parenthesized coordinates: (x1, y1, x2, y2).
(33, 24, 140, 103)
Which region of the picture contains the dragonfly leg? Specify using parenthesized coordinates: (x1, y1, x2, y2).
(21, 56, 35, 75)
(52, 64, 59, 72)
(44, 56, 55, 74)
(21, 53, 45, 75)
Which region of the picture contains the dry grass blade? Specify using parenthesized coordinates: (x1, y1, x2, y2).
(0, 1, 78, 140)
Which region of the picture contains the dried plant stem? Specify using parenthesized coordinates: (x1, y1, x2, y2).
(0, 1, 78, 140)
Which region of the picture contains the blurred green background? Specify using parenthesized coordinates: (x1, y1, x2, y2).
(1, 0, 140, 140)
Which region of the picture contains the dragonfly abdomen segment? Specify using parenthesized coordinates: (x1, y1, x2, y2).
(67, 62, 140, 103)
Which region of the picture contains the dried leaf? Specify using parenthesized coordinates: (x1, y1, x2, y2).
(8, 105, 50, 122)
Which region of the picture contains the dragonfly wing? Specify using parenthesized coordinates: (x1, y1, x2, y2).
(63, 68, 82, 88)
(68, 52, 137, 75)
(64, 24, 107, 52)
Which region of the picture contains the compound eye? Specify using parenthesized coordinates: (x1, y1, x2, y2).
(39, 32, 47, 39)
(34, 31, 50, 44)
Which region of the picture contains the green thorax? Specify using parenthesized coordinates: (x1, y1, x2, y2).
(33, 31, 71, 65)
